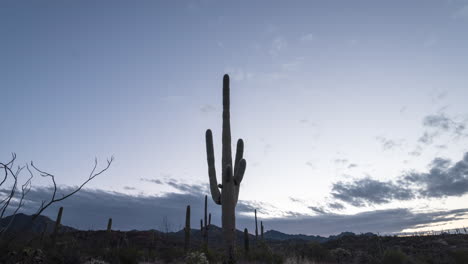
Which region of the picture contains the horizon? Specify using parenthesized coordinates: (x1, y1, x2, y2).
(2, 0, 468, 237)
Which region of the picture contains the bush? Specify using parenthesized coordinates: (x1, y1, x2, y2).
(382, 249, 409, 264)
(185, 251, 209, 264)
(304, 242, 330, 262)
(330, 247, 352, 263)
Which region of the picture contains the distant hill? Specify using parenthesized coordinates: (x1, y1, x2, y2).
(0, 213, 76, 234)
(1, 213, 361, 243)
(264, 229, 359, 242)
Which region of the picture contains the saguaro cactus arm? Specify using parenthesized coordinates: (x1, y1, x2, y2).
(206, 130, 221, 205)
(234, 139, 244, 176)
(221, 75, 233, 173)
(234, 159, 246, 185)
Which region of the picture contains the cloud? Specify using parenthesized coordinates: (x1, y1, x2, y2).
(140, 178, 163, 184)
(418, 131, 439, 145)
(269, 37, 287, 56)
(404, 153, 468, 198)
(309, 206, 327, 215)
(347, 164, 357, 169)
(330, 152, 468, 207)
(421, 113, 466, 139)
(3, 185, 468, 236)
(123, 186, 136, 191)
(376, 137, 404, 151)
(331, 178, 415, 207)
(328, 202, 345, 210)
(264, 208, 468, 236)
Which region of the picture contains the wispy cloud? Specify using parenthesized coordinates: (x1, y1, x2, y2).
(269, 37, 287, 56)
(376, 137, 405, 151)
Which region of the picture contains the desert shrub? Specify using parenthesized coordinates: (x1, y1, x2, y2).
(186, 251, 209, 264)
(117, 247, 139, 264)
(354, 250, 380, 264)
(330, 247, 352, 263)
(382, 249, 409, 264)
(158, 246, 185, 263)
(245, 241, 283, 264)
(304, 241, 330, 262)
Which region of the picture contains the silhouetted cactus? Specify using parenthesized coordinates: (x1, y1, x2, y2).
(244, 228, 249, 255)
(52, 207, 63, 245)
(205, 74, 247, 262)
(202, 195, 209, 248)
(261, 221, 264, 240)
(255, 209, 258, 240)
(185, 205, 191, 253)
(107, 218, 112, 232)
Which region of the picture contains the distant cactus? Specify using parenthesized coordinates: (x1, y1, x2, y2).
(107, 218, 112, 232)
(52, 207, 63, 245)
(255, 209, 258, 240)
(201, 195, 209, 248)
(244, 228, 250, 255)
(185, 205, 191, 252)
(205, 74, 247, 262)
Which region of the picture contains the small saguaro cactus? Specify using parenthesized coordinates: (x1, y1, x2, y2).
(255, 209, 258, 240)
(205, 74, 247, 261)
(52, 207, 63, 245)
(107, 218, 112, 232)
(244, 228, 250, 255)
(202, 195, 209, 247)
(185, 205, 191, 252)
(261, 221, 264, 240)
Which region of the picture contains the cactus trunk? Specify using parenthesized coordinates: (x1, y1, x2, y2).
(52, 207, 63, 246)
(107, 218, 112, 232)
(244, 228, 249, 255)
(205, 74, 247, 262)
(255, 209, 258, 240)
(184, 205, 190, 253)
(203, 195, 209, 247)
(261, 221, 264, 240)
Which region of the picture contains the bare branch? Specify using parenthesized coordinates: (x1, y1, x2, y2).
(31, 156, 114, 219)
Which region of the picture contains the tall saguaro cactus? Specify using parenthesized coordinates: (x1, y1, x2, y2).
(184, 205, 191, 253)
(205, 74, 247, 261)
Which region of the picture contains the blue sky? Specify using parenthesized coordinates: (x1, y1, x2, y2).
(1, 0, 468, 235)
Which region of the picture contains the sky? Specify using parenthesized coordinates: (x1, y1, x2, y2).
(1, 0, 468, 236)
